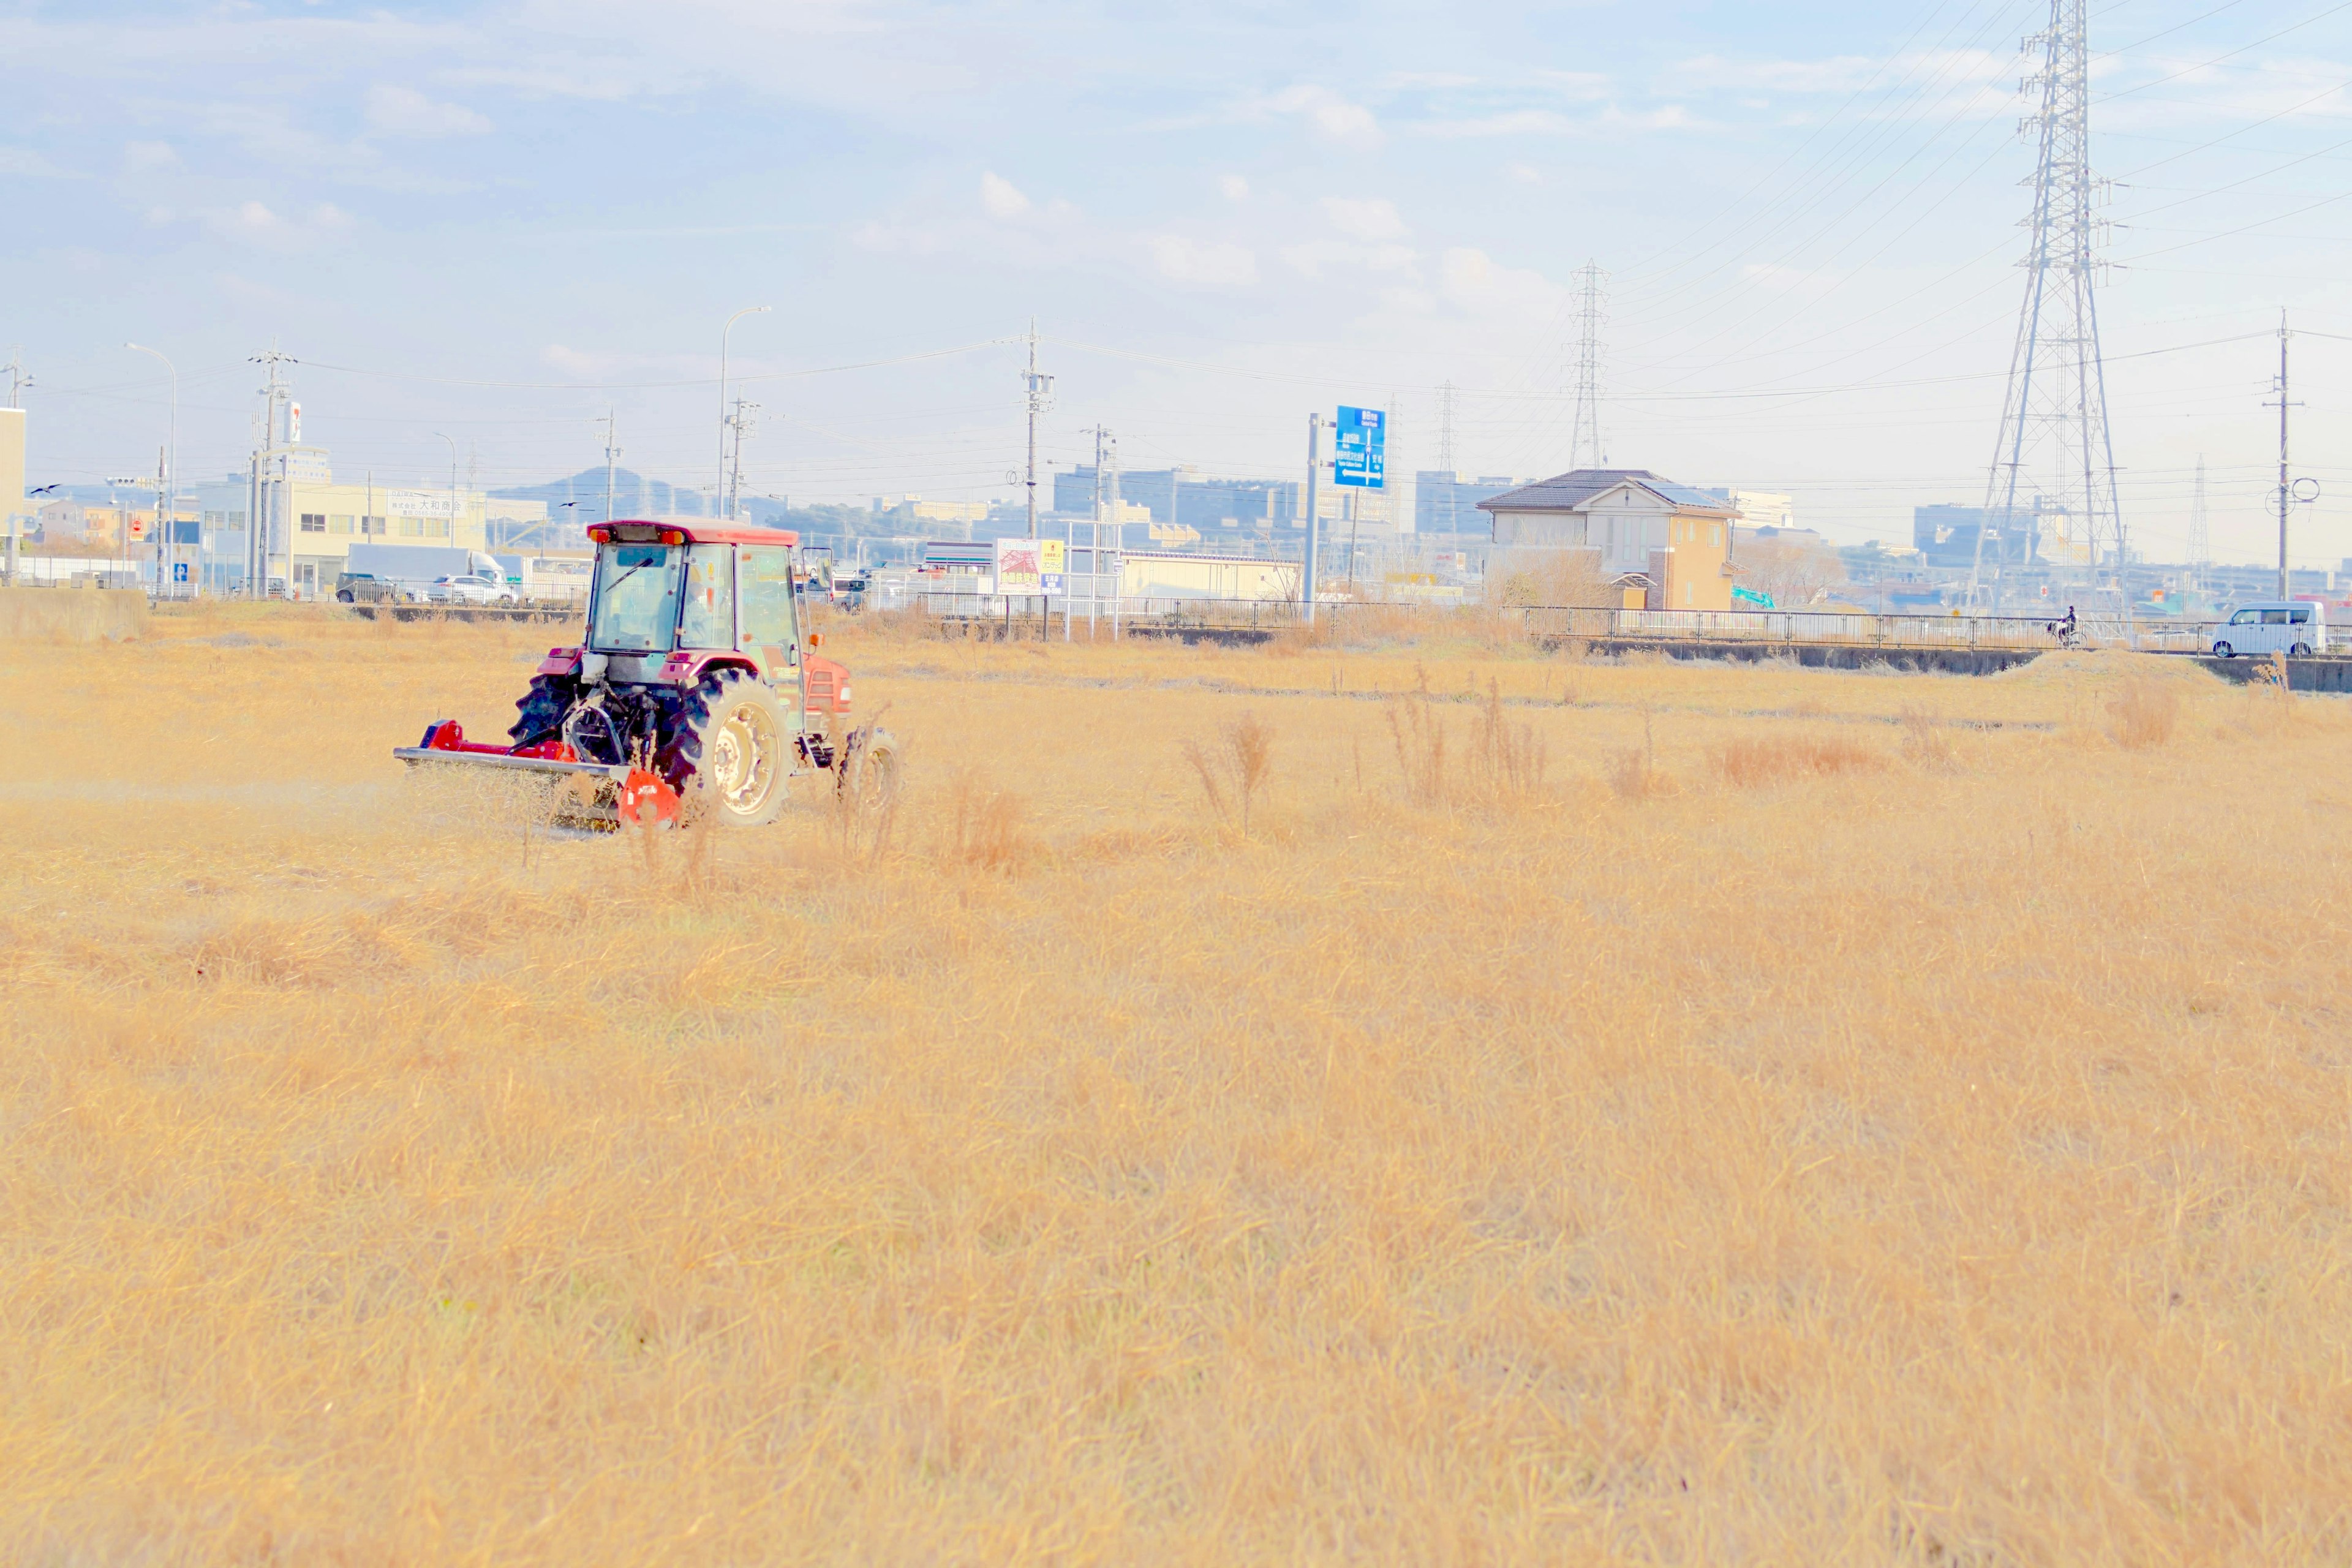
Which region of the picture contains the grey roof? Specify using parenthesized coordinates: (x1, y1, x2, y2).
(1475, 469, 1740, 516)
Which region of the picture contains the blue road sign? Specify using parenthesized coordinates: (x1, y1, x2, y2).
(173, 562, 190, 584)
(1333, 405, 1385, 489)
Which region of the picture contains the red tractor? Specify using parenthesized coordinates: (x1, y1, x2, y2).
(396, 521, 894, 826)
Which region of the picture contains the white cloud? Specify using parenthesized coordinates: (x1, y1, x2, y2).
(365, 84, 492, 137)
(0, 146, 71, 178)
(1438, 246, 1564, 315)
(1148, 235, 1257, 288)
(981, 171, 1031, 219)
(1268, 85, 1384, 149)
(1321, 196, 1406, 240)
(1508, 162, 1543, 184)
(121, 141, 178, 173)
(195, 200, 357, 251)
(1219, 173, 1250, 202)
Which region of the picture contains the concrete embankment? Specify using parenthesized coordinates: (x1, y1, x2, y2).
(0, 587, 149, 643)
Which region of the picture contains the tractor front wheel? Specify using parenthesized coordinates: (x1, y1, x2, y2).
(840, 729, 900, 815)
(667, 672, 790, 827)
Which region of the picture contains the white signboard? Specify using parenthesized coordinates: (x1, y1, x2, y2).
(993, 537, 1065, 597)
(385, 491, 461, 518)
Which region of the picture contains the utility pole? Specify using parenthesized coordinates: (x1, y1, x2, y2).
(1303, 412, 1323, 621)
(4, 347, 29, 408)
(719, 306, 771, 518)
(601, 410, 621, 524)
(1024, 320, 1054, 540)
(2268, 312, 2299, 600)
(725, 397, 758, 521)
(1569, 263, 1607, 470)
(434, 432, 459, 560)
(1436, 379, 1458, 535)
(250, 341, 296, 599)
(2186, 454, 2209, 588)
(126, 344, 178, 601)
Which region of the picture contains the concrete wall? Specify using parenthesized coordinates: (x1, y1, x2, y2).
(0, 586, 150, 642)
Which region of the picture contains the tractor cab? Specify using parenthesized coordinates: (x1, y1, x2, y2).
(393, 520, 889, 828)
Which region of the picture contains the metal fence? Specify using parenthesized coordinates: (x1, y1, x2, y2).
(886, 590, 2222, 652)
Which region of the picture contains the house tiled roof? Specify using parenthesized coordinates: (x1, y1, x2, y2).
(1475, 469, 1740, 516)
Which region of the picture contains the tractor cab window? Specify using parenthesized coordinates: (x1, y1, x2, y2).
(588, 545, 679, 653)
(739, 547, 798, 658)
(677, 545, 736, 649)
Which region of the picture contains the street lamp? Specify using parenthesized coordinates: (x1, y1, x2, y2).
(434, 431, 459, 561)
(124, 343, 177, 598)
(720, 306, 771, 521)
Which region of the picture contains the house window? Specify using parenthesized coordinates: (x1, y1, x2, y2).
(300, 513, 326, 533)
(399, 518, 426, 537)
(361, 516, 386, 535)
(1709, 524, 1722, 547)
(330, 514, 353, 535)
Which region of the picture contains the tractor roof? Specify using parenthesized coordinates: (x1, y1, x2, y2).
(587, 519, 802, 548)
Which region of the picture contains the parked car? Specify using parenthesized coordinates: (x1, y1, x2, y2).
(334, 571, 410, 605)
(424, 573, 518, 606)
(2211, 600, 2328, 658)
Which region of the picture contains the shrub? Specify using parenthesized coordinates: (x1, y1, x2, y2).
(1711, 734, 1882, 790)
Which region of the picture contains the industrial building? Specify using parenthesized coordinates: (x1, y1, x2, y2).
(190, 451, 546, 597)
(1479, 469, 1741, 611)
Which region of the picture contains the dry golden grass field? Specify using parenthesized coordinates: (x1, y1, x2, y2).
(6, 603, 2351, 1565)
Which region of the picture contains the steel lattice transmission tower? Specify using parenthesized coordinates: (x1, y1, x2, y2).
(1969, 0, 2122, 610)
(1569, 262, 1607, 470)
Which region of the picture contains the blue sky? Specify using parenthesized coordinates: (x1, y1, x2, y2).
(6, 0, 2352, 560)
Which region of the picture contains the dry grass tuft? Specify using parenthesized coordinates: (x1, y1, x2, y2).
(1898, 704, 1959, 771)
(1713, 733, 1884, 789)
(2106, 676, 2182, 750)
(1608, 707, 1675, 800)
(1182, 711, 1277, 837)
(1467, 679, 1548, 805)
(942, 767, 1032, 872)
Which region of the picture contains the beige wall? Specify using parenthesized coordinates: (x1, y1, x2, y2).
(0, 409, 23, 545)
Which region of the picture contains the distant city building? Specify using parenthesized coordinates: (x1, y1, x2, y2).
(1914, 501, 2046, 568)
(1415, 472, 1519, 535)
(1702, 488, 1793, 530)
(1054, 466, 1300, 530)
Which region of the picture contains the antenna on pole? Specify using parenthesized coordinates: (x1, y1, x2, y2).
(1569, 263, 1607, 470)
(1967, 0, 2122, 616)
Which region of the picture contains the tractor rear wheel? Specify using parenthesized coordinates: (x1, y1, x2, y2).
(666, 671, 790, 826)
(508, 674, 577, 747)
(840, 729, 900, 815)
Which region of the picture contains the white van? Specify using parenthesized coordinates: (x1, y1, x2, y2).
(2211, 600, 2328, 658)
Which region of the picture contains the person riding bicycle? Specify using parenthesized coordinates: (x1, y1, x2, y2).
(2048, 605, 2079, 647)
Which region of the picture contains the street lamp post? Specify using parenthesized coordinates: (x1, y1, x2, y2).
(720, 306, 771, 521)
(124, 343, 177, 599)
(434, 431, 459, 568)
